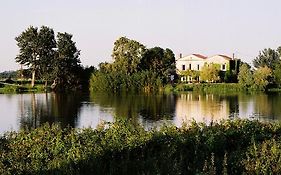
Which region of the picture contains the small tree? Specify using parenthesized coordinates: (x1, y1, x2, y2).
(238, 63, 253, 89)
(200, 64, 220, 82)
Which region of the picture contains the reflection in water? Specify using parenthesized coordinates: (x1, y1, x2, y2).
(19, 93, 84, 130)
(175, 93, 232, 125)
(89, 93, 176, 127)
(243, 93, 281, 121)
(1, 92, 281, 133)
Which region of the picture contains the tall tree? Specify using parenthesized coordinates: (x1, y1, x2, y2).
(37, 26, 56, 87)
(253, 48, 279, 69)
(52, 32, 82, 91)
(112, 37, 146, 75)
(15, 26, 56, 87)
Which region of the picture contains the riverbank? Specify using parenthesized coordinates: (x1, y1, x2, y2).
(1, 119, 281, 174)
(0, 80, 50, 93)
(165, 83, 281, 93)
(0, 84, 48, 93)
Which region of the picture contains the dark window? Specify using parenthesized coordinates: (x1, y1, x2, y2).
(197, 64, 200, 70)
(182, 65, 185, 70)
(222, 64, 226, 70)
(189, 64, 192, 70)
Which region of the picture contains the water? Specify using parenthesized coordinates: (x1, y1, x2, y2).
(1, 92, 281, 133)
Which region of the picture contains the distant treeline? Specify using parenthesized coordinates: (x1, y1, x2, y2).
(0, 70, 18, 79)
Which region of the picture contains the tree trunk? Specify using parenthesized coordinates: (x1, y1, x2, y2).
(45, 80, 48, 90)
(31, 69, 36, 88)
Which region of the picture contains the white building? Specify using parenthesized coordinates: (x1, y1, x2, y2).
(206, 55, 232, 71)
(176, 54, 234, 82)
(176, 54, 207, 82)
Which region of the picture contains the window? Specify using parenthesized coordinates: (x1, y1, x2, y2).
(197, 64, 200, 70)
(189, 64, 192, 70)
(222, 64, 226, 70)
(182, 65, 185, 70)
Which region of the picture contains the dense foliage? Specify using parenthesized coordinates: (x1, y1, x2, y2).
(238, 63, 273, 91)
(90, 37, 176, 92)
(249, 46, 281, 90)
(1, 119, 281, 174)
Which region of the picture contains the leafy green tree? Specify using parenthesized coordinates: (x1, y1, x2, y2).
(277, 46, 281, 56)
(37, 26, 56, 87)
(253, 48, 279, 69)
(141, 47, 176, 83)
(98, 62, 113, 73)
(273, 61, 281, 87)
(52, 32, 82, 91)
(238, 63, 253, 89)
(112, 37, 146, 75)
(200, 64, 220, 82)
(15, 26, 56, 87)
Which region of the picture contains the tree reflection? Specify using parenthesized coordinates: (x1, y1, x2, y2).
(89, 92, 176, 123)
(19, 93, 84, 130)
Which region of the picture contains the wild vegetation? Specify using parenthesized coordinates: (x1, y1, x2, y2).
(0, 119, 281, 174)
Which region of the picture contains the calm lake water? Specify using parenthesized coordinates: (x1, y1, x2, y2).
(1, 92, 281, 133)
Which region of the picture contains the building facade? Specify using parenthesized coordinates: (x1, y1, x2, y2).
(176, 54, 236, 82)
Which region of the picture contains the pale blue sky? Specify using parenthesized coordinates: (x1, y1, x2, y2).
(1, 0, 281, 71)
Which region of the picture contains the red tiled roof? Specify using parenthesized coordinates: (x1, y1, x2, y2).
(192, 54, 207, 59)
(217, 54, 232, 60)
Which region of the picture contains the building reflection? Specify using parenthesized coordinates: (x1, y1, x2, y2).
(174, 93, 239, 126)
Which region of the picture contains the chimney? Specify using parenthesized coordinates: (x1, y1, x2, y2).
(179, 53, 182, 58)
(232, 53, 235, 60)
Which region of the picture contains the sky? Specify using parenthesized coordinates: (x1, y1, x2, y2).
(1, 0, 281, 71)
